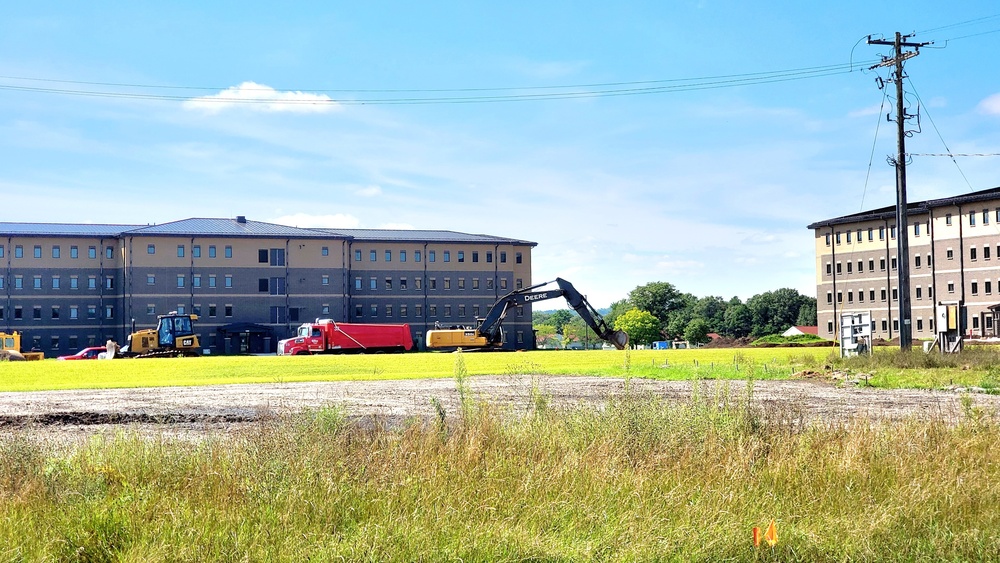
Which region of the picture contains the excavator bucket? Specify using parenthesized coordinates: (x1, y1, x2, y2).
(608, 330, 629, 350)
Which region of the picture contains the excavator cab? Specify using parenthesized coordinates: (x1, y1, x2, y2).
(125, 312, 201, 357)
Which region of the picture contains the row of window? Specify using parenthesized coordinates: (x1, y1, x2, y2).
(826, 277, 1000, 305)
(825, 318, 937, 334)
(353, 248, 523, 265)
(824, 242, 1000, 278)
(0, 245, 114, 260)
(351, 276, 517, 292)
(351, 302, 522, 320)
(824, 208, 1000, 247)
(0, 304, 114, 321)
(2, 274, 114, 290)
(148, 244, 234, 259)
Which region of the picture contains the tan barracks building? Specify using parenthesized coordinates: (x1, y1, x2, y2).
(0, 217, 536, 355)
(809, 187, 1000, 342)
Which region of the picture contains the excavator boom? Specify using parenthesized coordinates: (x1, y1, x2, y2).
(425, 278, 628, 350)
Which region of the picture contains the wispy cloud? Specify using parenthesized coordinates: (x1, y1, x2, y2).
(356, 185, 383, 197)
(978, 93, 1000, 115)
(183, 82, 339, 114)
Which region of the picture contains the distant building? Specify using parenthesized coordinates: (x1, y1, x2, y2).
(0, 217, 536, 355)
(808, 186, 1000, 341)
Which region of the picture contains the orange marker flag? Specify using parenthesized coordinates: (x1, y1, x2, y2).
(752, 527, 761, 547)
(764, 520, 778, 546)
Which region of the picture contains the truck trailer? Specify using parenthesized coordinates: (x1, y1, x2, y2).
(277, 319, 414, 355)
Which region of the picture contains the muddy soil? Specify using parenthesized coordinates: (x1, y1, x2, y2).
(0, 376, 997, 443)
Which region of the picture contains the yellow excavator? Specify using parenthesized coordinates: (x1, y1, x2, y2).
(426, 278, 629, 351)
(121, 312, 202, 358)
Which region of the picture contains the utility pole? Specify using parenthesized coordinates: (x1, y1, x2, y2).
(868, 32, 930, 351)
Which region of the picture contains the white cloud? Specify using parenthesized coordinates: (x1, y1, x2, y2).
(978, 93, 1000, 115)
(269, 213, 360, 228)
(356, 185, 383, 197)
(378, 222, 415, 229)
(183, 82, 339, 114)
(848, 104, 883, 118)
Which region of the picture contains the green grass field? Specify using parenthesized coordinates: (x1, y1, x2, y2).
(0, 348, 836, 392)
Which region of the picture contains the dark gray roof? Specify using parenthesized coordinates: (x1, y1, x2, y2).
(808, 186, 1000, 229)
(0, 222, 139, 237)
(314, 228, 536, 246)
(125, 218, 332, 238)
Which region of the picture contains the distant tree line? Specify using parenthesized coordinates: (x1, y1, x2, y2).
(532, 281, 816, 348)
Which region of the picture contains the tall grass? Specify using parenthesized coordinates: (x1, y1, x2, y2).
(2, 383, 1000, 561)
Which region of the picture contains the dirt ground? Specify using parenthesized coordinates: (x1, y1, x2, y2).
(1, 376, 998, 443)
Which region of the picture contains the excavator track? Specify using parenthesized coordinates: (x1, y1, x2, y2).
(133, 350, 200, 359)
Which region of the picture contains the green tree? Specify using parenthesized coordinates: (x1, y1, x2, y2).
(603, 299, 633, 329)
(722, 304, 753, 338)
(692, 296, 728, 333)
(683, 318, 711, 345)
(746, 288, 813, 338)
(613, 308, 662, 348)
(533, 323, 560, 348)
(548, 309, 574, 334)
(628, 282, 686, 326)
(796, 299, 817, 326)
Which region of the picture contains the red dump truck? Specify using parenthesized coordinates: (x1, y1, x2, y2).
(277, 319, 414, 355)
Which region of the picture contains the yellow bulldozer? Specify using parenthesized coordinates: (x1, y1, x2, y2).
(0, 331, 45, 361)
(121, 312, 202, 358)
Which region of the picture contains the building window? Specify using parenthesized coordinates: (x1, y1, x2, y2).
(225, 305, 233, 317)
(385, 250, 392, 262)
(868, 228, 874, 241)
(322, 246, 329, 257)
(917, 319, 924, 332)
(457, 251, 464, 263)
(87, 305, 96, 318)
(177, 275, 185, 288)
(270, 249, 285, 266)
(891, 257, 897, 270)
(947, 249, 954, 260)
(827, 321, 834, 333)
(178, 245, 185, 258)
(385, 304, 393, 317)
(987, 281, 993, 295)
(500, 279, 508, 290)
(986, 247, 992, 260)
(985, 210, 990, 225)
(428, 305, 437, 317)
(147, 304, 156, 315)
(487, 279, 494, 290)
(70, 246, 78, 258)
(444, 305, 451, 317)
(458, 304, 466, 317)
(259, 249, 268, 263)
(429, 278, 437, 290)
(14, 245, 23, 258)
(370, 278, 377, 290)
(858, 290, 865, 303)
(847, 231, 852, 243)
(51, 276, 60, 289)
(225, 246, 233, 258)
(500, 251, 507, 263)
(208, 305, 217, 317)
(444, 278, 451, 290)
(69, 306, 78, 320)
(51, 306, 59, 319)
(847, 262, 853, 274)
(400, 278, 408, 290)
(385, 277, 392, 290)
(370, 250, 377, 262)
(429, 251, 436, 262)
(193, 275, 201, 288)
(972, 282, 979, 295)
(355, 250, 362, 262)
(148, 244, 156, 255)
(322, 275, 330, 286)
(915, 255, 921, 268)
(857, 260, 863, 273)
(105, 305, 114, 319)
(193, 245, 201, 258)
(444, 251, 450, 263)
(33, 276, 42, 289)
(400, 250, 406, 262)
(321, 304, 330, 315)
(946, 213, 952, 225)
(916, 287, 922, 299)
(209, 275, 217, 288)
(88, 276, 97, 290)
(33, 245, 41, 258)
(225, 275, 233, 288)
(847, 291, 853, 303)
(913, 222, 920, 236)
(259, 279, 269, 292)
(52, 246, 61, 258)
(472, 278, 480, 290)
(415, 278, 423, 290)
(415, 304, 423, 317)
(516, 252, 523, 264)
(972, 247, 978, 261)
(209, 245, 217, 258)
(400, 304, 407, 317)
(458, 278, 465, 290)
(486, 252, 493, 263)
(970, 210, 976, 226)
(370, 304, 378, 317)
(880, 258, 886, 271)
(928, 286, 933, 299)
(880, 289, 887, 301)
(826, 292, 833, 304)
(415, 250, 421, 262)
(948, 282, 955, 293)
(837, 292, 843, 303)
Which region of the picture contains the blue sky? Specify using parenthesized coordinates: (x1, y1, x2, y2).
(2, 2, 1000, 307)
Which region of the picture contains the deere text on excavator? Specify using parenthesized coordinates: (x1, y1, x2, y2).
(121, 312, 202, 358)
(425, 278, 628, 351)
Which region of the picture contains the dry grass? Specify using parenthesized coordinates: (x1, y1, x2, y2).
(2, 371, 1000, 561)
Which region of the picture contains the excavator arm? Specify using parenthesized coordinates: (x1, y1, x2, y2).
(426, 278, 629, 350)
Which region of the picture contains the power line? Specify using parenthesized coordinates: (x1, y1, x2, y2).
(0, 61, 875, 106)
